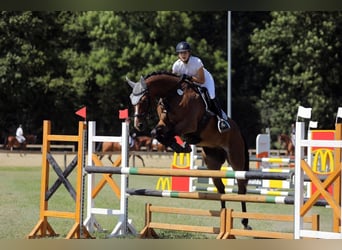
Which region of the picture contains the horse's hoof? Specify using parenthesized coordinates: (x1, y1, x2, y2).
(244, 225, 252, 230)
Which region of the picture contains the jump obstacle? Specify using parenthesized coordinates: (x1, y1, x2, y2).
(255, 133, 294, 168)
(84, 121, 312, 239)
(141, 203, 319, 239)
(294, 122, 342, 239)
(84, 165, 324, 238)
(84, 121, 136, 237)
(161, 143, 295, 196)
(84, 122, 342, 239)
(27, 120, 92, 239)
(28, 118, 342, 239)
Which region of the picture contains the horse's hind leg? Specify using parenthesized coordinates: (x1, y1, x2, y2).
(237, 179, 252, 230)
(228, 135, 252, 230)
(202, 147, 226, 208)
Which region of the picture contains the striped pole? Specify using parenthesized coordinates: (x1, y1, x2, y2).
(193, 186, 295, 197)
(126, 188, 328, 206)
(250, 156, 294, 163)
(85, 166, 292, 180)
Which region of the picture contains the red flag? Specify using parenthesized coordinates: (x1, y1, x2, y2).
(75, 106, 86, 119)
(119, 109, 129, 119)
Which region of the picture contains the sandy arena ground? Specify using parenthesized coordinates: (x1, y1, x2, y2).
(0, 150, 180, 169)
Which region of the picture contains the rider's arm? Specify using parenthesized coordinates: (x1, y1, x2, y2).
(191, 66, 205, 84)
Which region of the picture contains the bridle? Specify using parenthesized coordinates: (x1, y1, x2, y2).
(133, 91, 151, 120)
(132, 74, 190, 121)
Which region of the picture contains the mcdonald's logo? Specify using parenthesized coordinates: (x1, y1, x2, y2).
(156, 177, 171, 190)
(312, 149, 334, 174)
(172, 152, 191, 167)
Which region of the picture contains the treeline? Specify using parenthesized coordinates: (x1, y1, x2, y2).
(0, 11, 341, 147)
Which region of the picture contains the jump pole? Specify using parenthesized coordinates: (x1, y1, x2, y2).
(125, 188, 328, 206)
(85, 166, 293, 180)
(84, 121, 136, 237)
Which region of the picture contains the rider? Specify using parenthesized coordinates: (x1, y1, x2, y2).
(290, 123, 295, 146)
(172, 41, 230, 133)
(16, 124, 26, 144)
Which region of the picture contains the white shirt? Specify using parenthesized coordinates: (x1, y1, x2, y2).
(172, 55, 203, 76)
(16, 127, 23, 137)
(172, 56, 216, 99)
(16, 126, 25, 143)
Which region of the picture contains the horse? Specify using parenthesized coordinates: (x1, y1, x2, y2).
(134, 135, 153, 152)
(4, 134, 37, 151)
(278, 134, 295, 156)
(98, 138, 146, 167)
(127, 71, 251, 230)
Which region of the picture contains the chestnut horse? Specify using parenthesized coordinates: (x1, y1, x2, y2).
(4, 134, 37, 151)
(134, 135, 153, 152)
(278, 134, 295, 156)
(98, 137, 146, 167)
(127, 71, 251, 230)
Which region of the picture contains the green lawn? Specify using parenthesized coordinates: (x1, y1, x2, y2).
(0, 165, 335, 239)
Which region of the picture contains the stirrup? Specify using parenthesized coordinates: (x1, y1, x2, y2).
(217, 118, 230, 133)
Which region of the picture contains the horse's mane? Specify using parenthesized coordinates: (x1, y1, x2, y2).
(144, 71, 178, 80)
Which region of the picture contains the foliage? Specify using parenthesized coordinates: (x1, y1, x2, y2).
(249, 11, 342, 137)
(0, 11, 341, 148)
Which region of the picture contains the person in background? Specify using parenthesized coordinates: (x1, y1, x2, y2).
(172, 41, 230, 133)
(16, 124, 26, 144)
(290, 123, 295, 146)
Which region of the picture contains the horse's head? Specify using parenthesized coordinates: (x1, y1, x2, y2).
(127, 76, 150, 131)
(127, 71, 200, 153)
(26, 134, 37, 144)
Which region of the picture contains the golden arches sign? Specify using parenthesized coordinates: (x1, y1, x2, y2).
(312, 149, 334, 174)
(155, 177, 171, 190)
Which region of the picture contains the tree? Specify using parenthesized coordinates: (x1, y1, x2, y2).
(0, 11, 76, 139)
(230, 11, 271, 146)
(249, 11, 342, 139)
(61, 11, 231, 135)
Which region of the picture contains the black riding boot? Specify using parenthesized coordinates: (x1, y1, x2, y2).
(211, 97, 230, 133)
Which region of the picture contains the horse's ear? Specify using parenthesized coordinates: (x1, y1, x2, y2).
(140, 76, 147, 89)
(126, 76, 136, 88)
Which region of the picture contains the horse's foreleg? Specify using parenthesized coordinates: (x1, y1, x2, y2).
(151, 126, 190, 153)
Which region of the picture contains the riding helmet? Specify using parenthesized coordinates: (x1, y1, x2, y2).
(176, 41, 191, 53)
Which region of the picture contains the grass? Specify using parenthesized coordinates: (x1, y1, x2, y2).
(0, 160, 336, 239)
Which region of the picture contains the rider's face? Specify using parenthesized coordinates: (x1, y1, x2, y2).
(178, 51, 190, 62)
